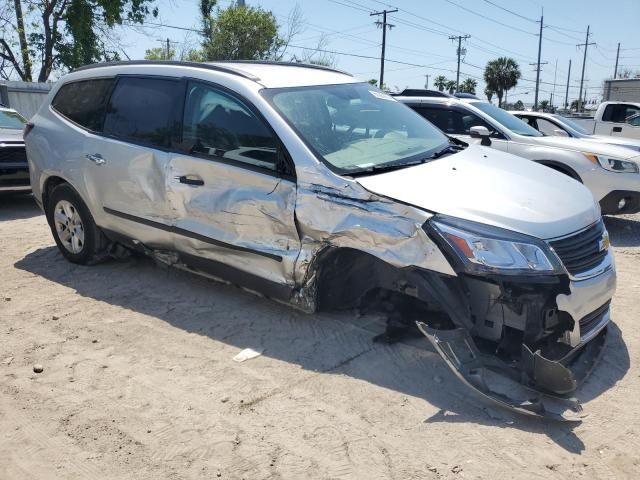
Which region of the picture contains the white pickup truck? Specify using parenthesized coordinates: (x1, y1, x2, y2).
(588, 101, 640, 139)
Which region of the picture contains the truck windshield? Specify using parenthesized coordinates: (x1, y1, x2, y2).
(471, 102, 543, 137)
(0, 110, 26, 130)
(262, 83, 450, 175)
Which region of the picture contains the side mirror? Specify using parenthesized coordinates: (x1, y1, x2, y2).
(553, 129, 569, 137)
(469, 126, 492, 146)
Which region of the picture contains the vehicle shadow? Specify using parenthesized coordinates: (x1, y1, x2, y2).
(604, 214, 640, 247)
(0, 193, 41, 221)
(14, 247, 630, 454)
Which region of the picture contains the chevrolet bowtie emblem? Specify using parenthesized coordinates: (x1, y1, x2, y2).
(599, 233, 610, 252)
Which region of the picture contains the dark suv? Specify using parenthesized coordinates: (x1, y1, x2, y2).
(0, 107, 30, 193)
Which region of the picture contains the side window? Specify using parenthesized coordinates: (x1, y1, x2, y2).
(520, 116, 537, 128)
(182, 82, 280, 172)
(602, 104, 640, 123)
(103, 77, 178, 148)
(416, 108, 466, 134)
(628, 114, 640, 127)
(52, 79, 114, 131)
(536, 118, 561, 136)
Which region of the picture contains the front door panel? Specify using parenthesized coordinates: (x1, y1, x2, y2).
(166, 155, 299, 286)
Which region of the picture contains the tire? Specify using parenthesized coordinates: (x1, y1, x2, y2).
(46, 183, 108, 264)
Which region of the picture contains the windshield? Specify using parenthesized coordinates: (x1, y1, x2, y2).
(262, 83, 450, 174)
(471, 102, 543, 137)
(0, 110, 26, 129)
(552, 114, 590, 135)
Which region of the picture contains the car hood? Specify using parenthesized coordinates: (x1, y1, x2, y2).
(588, 135, 640, 152)
(356, 145, 600, 240)
(0, 128, 24, 143)
(525, 134, 638, 159)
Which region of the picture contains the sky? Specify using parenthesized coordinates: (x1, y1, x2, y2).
(112, 0, 640, 107)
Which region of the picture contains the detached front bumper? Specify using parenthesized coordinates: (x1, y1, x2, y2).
(413, 250, 616, 421)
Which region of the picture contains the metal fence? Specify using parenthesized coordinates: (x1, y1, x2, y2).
(0, 81, 52, 119)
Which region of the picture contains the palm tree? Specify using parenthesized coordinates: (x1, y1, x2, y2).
(445, 80, 457, 94)
(483, 57, 521, 108)
(459, 78, 477, 95)
(433, 75, 448, 92)
(539, 99, 550, 112)
(484, 86, 495, 103)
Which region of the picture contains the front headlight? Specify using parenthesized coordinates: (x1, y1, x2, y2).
(584, 153, 639, 173)
(430, 217, 563, 276)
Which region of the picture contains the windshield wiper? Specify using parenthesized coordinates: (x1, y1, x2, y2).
(429, 144, 462, 159)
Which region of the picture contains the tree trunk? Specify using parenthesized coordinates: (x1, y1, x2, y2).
(37, 0, 59, 82)
(13, 0, 32, 81)
(497, 92, 503, 108)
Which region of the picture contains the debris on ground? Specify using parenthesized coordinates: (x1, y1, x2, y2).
(232, 348, 263, 363)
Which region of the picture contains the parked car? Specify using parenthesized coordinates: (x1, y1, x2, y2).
(0, 106, 30, 193)
(510, 110, 640, 152)
(396, 94, 640, 215)
(26, 61, 615, 420)
(590, 101, 640, 140)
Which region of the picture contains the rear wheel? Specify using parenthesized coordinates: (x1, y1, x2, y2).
(47, 183, 108, 264)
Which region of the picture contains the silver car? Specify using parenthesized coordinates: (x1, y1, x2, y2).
(26, 61, 616, 420)
(511, 110, 640, 153)
(397, 94, 640, 215)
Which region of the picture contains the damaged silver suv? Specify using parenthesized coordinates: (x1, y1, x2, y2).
(26, 61, 616, 420)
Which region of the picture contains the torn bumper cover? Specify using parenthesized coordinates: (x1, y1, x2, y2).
(417, 308, 609, 422)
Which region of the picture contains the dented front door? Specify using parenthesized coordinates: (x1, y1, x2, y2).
(165, 80, 300, 287)
(166, 155, 299, 287)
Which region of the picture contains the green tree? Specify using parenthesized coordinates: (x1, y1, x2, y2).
(200, 1, 282, 61)
(367, 79, 378, 86)
(144, 47, 175, 60)
(484, 86, 495, 103)
(1, 0, 158, 82)
(538, 99, 550, 112)
(445, 79, 457, 94)
(483, 57, 521, 108)
(458, 78, 477, 95)
(570, 99, 579, 111)
(433, 75, 448, 92)
(513, 100, 525, 111)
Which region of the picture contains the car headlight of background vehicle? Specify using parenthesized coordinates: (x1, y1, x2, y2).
(430, 216, 564, 276)
(584, 153, 639, 173)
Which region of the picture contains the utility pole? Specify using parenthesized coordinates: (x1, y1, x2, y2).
(550, 59, 558, 108)
(533, 12, 544, 110)
(424, 74, 430, 89)
(564, 59, 571, 109)
(449, 34, 470, 91)
(614, 42, 621, 79)
(371, 9, 398, 90)
(530, 60, 548, 109)
(577, 25, 595, 113)
(157, 38, 177, 60)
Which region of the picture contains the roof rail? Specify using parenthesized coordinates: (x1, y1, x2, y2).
(392, 88, 452, 98)
(72, 60, 261, 82)
(212, 60, 353, 77)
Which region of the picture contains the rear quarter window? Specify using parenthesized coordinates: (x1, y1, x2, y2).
(52, 79, 114, 131)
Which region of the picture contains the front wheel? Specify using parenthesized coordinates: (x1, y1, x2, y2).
(47, 183, 108, 264)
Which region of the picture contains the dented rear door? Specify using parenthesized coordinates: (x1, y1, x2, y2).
(165, 80, 300, 288)
(83, 76, 181, 248)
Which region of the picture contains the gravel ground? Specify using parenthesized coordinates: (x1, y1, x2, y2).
(1, 193, 640, 480)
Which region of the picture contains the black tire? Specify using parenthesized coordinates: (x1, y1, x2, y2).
(46, 183, 108, 264)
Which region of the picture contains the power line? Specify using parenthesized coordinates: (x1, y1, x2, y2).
(441, 0, 538, 36)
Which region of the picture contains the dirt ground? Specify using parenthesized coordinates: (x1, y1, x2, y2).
(1, 193, 639, 480)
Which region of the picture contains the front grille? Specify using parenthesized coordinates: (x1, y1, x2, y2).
(0, 146, 27, 164)
(549, 221, 607, 276)
(580, 301, 610, 337)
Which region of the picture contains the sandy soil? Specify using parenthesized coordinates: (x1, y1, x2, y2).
(1, 193, 639, 480)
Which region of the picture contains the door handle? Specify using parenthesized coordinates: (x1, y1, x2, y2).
(613, 126, 622, 133)
(86, 153, 105, 165)
(178, 175, 204, 186)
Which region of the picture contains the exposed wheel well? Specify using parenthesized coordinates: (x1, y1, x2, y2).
(313, 247, 449, 326)
(535, 160, 582, 182)
(42, 176, 68, 212)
